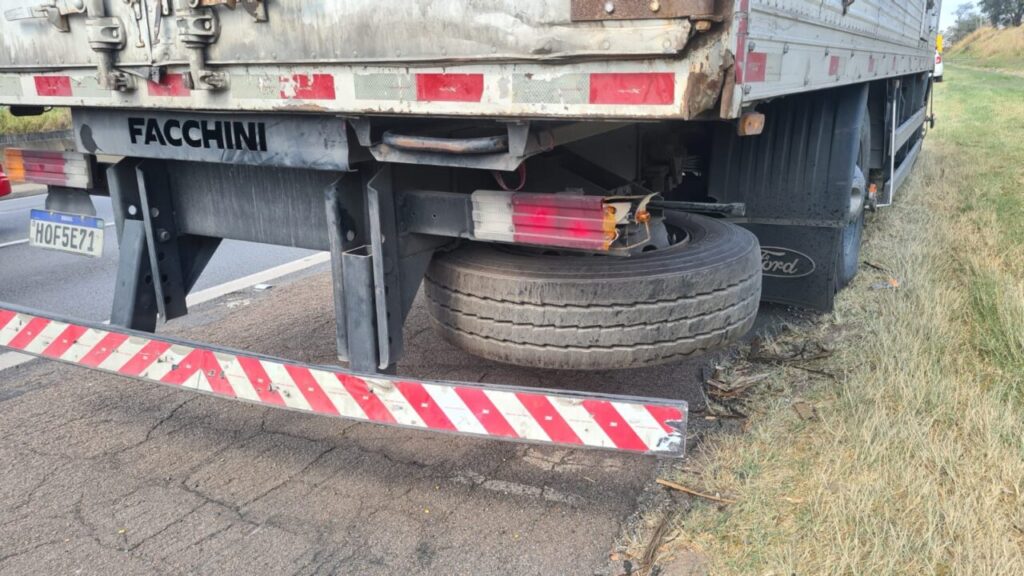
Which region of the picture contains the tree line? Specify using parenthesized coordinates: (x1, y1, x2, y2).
(946, 1, 1024, 44)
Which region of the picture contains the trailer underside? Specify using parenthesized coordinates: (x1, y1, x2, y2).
(0, 0, 939, 457)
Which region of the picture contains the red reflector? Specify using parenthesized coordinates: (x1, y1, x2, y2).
(589, 73, 674, 105)
(147, 73, 189, 97)
(511, 194, 615, 251)
(281, 74, 336, 100)
(34, 76, 72, 97)
(4, 149, 93, 189)
(745, 53, 768, 83)
(416, 74, 485, 102)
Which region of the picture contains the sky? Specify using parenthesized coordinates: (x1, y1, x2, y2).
(941, 1, 973, 27)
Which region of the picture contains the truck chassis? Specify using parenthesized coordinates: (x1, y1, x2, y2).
(0, 0, 941, 456)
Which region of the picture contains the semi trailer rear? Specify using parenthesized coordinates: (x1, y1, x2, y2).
(0, 0, 942, 456)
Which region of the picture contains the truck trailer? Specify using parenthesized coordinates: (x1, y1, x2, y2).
(0, 0, 941, 457)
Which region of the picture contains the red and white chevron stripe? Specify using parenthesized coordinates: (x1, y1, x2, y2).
(0, 307, 687, 457)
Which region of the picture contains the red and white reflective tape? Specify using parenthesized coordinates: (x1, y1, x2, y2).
(352, 71, 674, 105)
(0, 306, 687, 457)
(25, 71, 677, 107)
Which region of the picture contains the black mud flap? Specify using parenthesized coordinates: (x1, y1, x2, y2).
(709, 84, 869, 312)
(741, 223, 841, 311)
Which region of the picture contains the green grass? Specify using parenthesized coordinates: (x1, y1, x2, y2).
(654, 65, 1024, 575)
(0, 107, 70, 135)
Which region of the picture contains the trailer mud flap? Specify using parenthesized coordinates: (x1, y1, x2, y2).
(0, 304, 687, 458)
(746, 224, 842, 311)
(708, 84, 869, 312)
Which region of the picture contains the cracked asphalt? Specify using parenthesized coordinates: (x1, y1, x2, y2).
(0, 271, 712, 576)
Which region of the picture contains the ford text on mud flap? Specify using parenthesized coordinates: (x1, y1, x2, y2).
(760, 247, 816, 279)
(0, 304, 688, 458)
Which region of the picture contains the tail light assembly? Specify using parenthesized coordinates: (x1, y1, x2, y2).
(3, 148, 95, 189)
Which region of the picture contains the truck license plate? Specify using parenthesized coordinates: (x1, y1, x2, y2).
(28, 209, 104, 258)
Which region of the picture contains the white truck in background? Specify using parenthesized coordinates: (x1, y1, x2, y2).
(0, 1, 941, 457)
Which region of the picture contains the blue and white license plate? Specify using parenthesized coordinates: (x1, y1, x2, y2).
(28, 209, 105, 258)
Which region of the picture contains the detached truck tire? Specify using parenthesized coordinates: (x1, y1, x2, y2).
(425, 212, 762, 370)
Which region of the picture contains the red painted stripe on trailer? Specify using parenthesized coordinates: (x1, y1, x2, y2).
(6, 317, 50, 350)
(0, 309, 15, 332)
(337, 374, 397, 424)
(119, 340, 171, 376)
(829, 56, 841, 76)
(40, 324, 88, 359)
(34, 76, 72, 97)
(147, 73, 189, 97)
(161, 349, 235, 397)
(745, 52, 768, 83)
(588, 73, 674, 105)
(396, 381, 458, 431)
(582, 401, 648, 452)
(515, 393, 582, 445)
(455, 388, 518, 439)
(236, 356, 286, 406)
(415, 74, 485, 102)
(645, 405, 686, 434)
(282, 74, 336, 100)
(79, 333, 129, 368)
(285, 365, 340, 415)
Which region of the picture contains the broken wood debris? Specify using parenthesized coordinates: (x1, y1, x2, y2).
(656, 478, 737, 505)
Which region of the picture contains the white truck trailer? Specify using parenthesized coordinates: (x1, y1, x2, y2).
(0, 0, 941, 457)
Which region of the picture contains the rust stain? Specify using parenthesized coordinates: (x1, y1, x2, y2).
(681, 71, 723, 119)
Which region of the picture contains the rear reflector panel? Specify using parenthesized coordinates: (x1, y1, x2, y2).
(511, 194, 616, 250)
(589, 73, 675, 105)
(147, 73, 190, 97)
(281, 73, 337, 100)
(33, 76, 72, 97)
(416, 74, 485, 102)
(471, 191, 617, 251)
(0, 305, 688, 457)
(3, 149, 93, 189)
(13, 68, 686, 119)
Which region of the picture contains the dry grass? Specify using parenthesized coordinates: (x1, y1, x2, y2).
(948, 27, 1024, 72)
(0, 107, 70, 135)
(652, 66, 1024, 575)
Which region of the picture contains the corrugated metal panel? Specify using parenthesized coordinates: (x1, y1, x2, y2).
(0, 0, 151, 68)
(750, 0, 931, 51)
(0, 0, 692, 69)
(737, 0, 938, 103)
(0, 0, 940, 120)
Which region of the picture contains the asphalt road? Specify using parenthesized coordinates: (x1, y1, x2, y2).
(0, 272, 713, 576)
(0, 192, 317, 321)
(0, 190, 720, 575)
